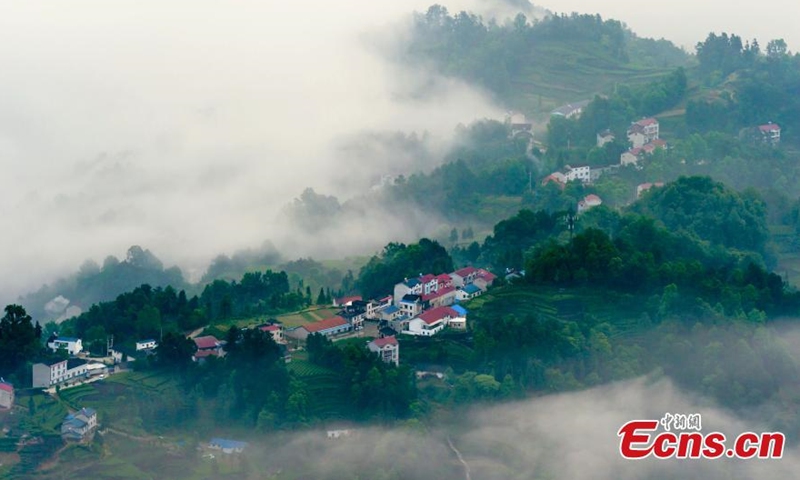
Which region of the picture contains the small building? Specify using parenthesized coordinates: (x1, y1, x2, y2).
(563, 164, 592, 183)
(367, 336, 399, 366)
(620, 148, 641, 166)
(209, 438, 248, 454)
(404, 306, 459, 337)
(541, 172, 567, 189)
(422, 285, 457, 308)
(457, 284, 482, 301)
(61, 407, 97, 442)
(450, 267, 478, 288)
(398, 294, 425, 318)
(292, 316, 352, 341)
(759, 123, 781, 144)
(259, 323, 285, 344)
(473, 269, 496, 291)
(577, 194, 603, 213)
(636, 182, 664, 198)
(33, 358, 88, 388)
(47, 336, 83, 356)
(596, 129, 615, 147)
(0, 380, 14, 409)
(333, 296, 362, 308)
(378, 305, 402, 322)
(327, 429, 354, 440)
(448, 305, 469, 331)
(627, 118, 659, 148)
(551, 100, 591, 119)
(135, 339, 157, 351)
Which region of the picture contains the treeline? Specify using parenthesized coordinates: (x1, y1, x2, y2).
(357, 239, 453, 300)
(688, 32, 799, 138)
(20, 245, 186, 323)
(64, 270, 307, 354)
(407, 6, 687, 99)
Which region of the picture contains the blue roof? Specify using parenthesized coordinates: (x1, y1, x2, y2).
(463, 284, 481, 294)
(383, 305, 399, 314)
(451, 305, 468, 316)
(405, 278, 420, 287)
(56, 337, 80, 342)
(211, 438, 248, 449)
(138, 339, 157, 343)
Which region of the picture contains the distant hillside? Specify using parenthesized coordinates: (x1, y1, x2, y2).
(402, 6, 690, 111)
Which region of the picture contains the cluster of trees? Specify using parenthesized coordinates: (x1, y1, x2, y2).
(688, 32, 799, 137)
(407, 7, 686, 100)
(0, 305, 43, 383)
(306, 334, 416, 420)
(357, 239, 453, 299)
(20, 245, 187, 323)
(63, 270, 307, 355)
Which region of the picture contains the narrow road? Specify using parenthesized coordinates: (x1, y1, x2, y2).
(447, 436, 471, 480)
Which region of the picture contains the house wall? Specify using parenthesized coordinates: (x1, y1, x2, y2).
(620, 152, 638, 166)
(0, 389, 13, 409)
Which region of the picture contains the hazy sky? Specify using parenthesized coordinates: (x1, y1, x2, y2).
(2, 0, 798, 306)
(538, 0, 800, 51)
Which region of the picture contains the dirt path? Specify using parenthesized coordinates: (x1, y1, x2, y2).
(447, 436, 471, 480)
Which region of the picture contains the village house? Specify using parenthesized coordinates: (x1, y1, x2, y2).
(365, 296, 393, 320)
(450, 266, 479, 288)
(47, 336, 83, 356)
(421, 285, 457, 308)
(32, 358, 89, 388)
(448, 305, 469, 330)
(457, 284, 482, 301)
(627, 118, 659, 148)
(473, 269, 497, 292)
(192, 335, 226, 362)
(393, 278, 423, 305)
(0, 379, 14, 409)
(333, 295, 362, 308)
(506, 111, 533, 138)
(637, 182, 665, 198)
(577, 194, 603, 213)
(378, 305, 402, 322)
(61, 407, 97, 442)
(367, 336, 399, 366)
(338, 303, 366, 331)
(551, 100, 591, 119)
(290, 315, 351, 341)
(759, 123, 781, 144)
(596, 129, 615, 147)
(209, 438, 248, 454)
(398, 294, 425, 318)
(135, 339, 157, 351)
(404, 306, 459, 336)
(541, 171, 567, 189)
(259, 323, 285, 344)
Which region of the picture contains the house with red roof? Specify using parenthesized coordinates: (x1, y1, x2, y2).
(0, 380, 13, 409)
(192, 335, 226, 362)
(473, 269, 497, 292)
(627, 118, 659, 148)
(405, 306, 458, 336)
(291, 316, 352, 340)
(421, 285, 457, 308)
(259, 323, 285, 344)
(758, 123, 781, 144)
(367, 336, 399, 366)
(637, 182, 664, 198)
(577, 194, 603, 213)
(333, 296, 362, 308)
(450, 267, 478, 288)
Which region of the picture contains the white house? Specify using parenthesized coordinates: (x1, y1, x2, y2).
(367, 336, 399, 366)
(404, 306, 458, 337)
(0, 380, 13, 409)
(398, 294, 424, 318)
(135, 339, 157, 351)
(47, 336, 83, 356)
(551, 100, 591, 119)
(61, 407, 97, 442)
(393, 278, 423, 305)
(450, 267, 478, 288)
(457, 284, 482, 301)
(563, 165, 591, 183)
(620, 148, 641, 166)
(596, 129, 615, 147)
(209, 438, 248, 454)
(259, 324, 285, 344)
(627, 118, 659, 148)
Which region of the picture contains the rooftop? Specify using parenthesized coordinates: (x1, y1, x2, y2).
(759, 123, 781, 132)
(382, 305, 400, 315)
(304, 316, 349, 333)
(335, 295, 362, 305)
(418, 306, 458, 325)
(210, 438, 248, 450)
(0, 381, 12, 392)
(67, 358, 88, 370)
(54, 337, 80, 343)
(451, 305, 468, 316)
(462, 284, 482, 295)
(453, 266, 477, 278)
(194, 335, 220, 350)
(371, 336, 398, 348)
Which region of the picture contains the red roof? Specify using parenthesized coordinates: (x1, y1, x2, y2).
(421, 285, 456, 301)
(418, 306, 457, 325)
(637, 117, 658, 127)
(193, 349, 219, 359)
(304, 316, 349, 333)
(476, 269, 497, 282)
(628, 147, 643, 156)
(0, 382, 12, 393)
(419, 274, 436, 283)
(260, 324, 280, 332)
(759, 123, 780, 132)
(454, 266, 477, 278)
(583, 194, 602, 205)
(436, 273, 451, 282)
(335, 296, 362, 305)
(194, 335, 219, 350)
(371, 336, 398, 348)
